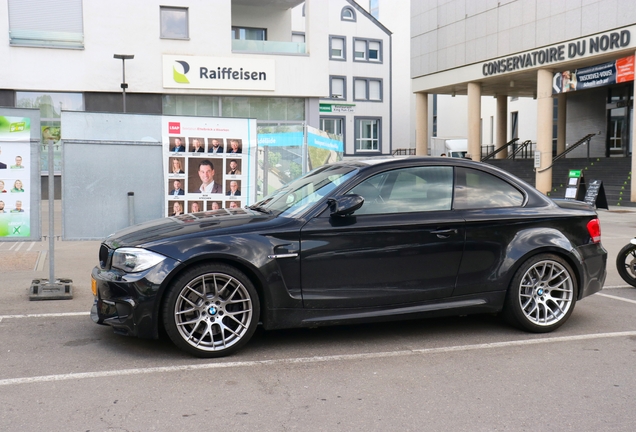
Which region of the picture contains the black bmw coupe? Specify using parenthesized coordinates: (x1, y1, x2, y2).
(91, 157, 607, 357)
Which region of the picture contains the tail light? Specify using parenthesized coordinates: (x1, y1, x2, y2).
(587, 218, 601, 244)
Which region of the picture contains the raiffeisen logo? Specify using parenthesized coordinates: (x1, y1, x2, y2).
(173, 60, 190, 84)
(168, 122, 181, 134)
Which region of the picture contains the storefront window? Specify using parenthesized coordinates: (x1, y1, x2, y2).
(163, 96, 305, 122)
(162, 95, 220, 117)
(15, 91, 84, 173)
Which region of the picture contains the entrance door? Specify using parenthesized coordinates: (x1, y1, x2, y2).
(606, 84, 633, 157)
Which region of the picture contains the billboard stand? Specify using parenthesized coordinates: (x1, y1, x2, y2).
(29, 141, 73, 300)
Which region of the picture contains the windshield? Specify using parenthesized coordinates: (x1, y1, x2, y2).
(251, 164, 358, 217)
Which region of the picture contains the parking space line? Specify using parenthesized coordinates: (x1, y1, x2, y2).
(2, 330, 636, 387)
(596, 293, 636, 305)
(0, 312, 89, 322)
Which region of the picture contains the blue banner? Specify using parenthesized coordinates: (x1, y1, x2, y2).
(257, 132, 304, 147)
(307, 131, 343, 152)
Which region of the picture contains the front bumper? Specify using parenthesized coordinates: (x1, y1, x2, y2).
(91, 257, 180, 339)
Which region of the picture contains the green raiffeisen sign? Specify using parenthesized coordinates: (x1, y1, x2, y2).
(568, 169, 582, 178)
(319, 103, 355, 113)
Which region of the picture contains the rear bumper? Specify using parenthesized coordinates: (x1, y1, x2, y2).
(578, 243, 607, 299)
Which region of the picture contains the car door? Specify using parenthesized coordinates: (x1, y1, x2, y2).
(451, 166, 527, 297)
(299, 165, 465, 309)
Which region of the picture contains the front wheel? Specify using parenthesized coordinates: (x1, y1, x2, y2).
(163, 263, 260, 358)
(616, 243, 636, 288)
(504, 254, 577, 333)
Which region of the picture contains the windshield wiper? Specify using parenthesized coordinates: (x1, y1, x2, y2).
(248, 204, 273, 215)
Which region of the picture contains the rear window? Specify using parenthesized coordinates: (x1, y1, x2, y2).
(454, 167, 524, 209)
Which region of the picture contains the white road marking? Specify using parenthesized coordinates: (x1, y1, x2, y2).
(2, 331, 636, 387)
(602, 285, 633, 289)
(27, 242, 35, 251)
(0, 312, 89, 320)
(596, 293, 636, 305)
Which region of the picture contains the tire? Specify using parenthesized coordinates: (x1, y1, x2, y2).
(616, 243, 636, 288)
(504, 254, 577, 333)
(162, 263, 260, 358)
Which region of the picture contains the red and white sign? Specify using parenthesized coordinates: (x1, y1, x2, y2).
(168, 122, 181, 134)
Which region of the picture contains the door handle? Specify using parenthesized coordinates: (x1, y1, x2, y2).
(431, 228, 457, 238)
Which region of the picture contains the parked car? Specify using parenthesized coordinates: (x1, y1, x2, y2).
(91, 157, 607, 357)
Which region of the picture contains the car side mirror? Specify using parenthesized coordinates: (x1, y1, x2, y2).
(328, 194, 364, 217)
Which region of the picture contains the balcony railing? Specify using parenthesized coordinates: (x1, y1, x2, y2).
(232, 39, 306, 54)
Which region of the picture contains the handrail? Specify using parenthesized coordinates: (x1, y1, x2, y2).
(507, 140, 533, 159)
(481, 138, 519, 161)
(537, 132, 598, 172)
(392, 148, 416, 156)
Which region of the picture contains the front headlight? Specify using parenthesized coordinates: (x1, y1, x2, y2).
(112, 248, 166, 273)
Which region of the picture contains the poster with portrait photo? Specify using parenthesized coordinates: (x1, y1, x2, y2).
(227, 138, 243, 154)
(187, 157, 223, 195)
(0, 116, 32, 238)
(188, 200, 203, 213)
(225, 179, 241, 197)
(168, 178, 185, 197)
(162, 116, 257, 217)
(226, 200, 241, 209)
(170, 137, 186, 153)
(226, 158, 242, 176)
(206, 200, 222, 211)
(168, 200, 185, 217)
(168, 157, 186, 175)
(189, 137, 205, 153)
(207, 138, 225, 154)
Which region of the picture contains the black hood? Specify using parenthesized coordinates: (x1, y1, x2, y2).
(103, 208, 272, 249)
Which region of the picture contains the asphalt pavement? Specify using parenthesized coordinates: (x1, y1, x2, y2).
(1, 202, 636, 431)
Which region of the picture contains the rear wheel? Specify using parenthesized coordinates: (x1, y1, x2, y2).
(504, 254, 577, 333)
(163, 263, 259, 358)
(616, 243, 636, 288)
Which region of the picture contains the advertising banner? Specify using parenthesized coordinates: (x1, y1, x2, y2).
(0, 116, 31, 237)
(162, 117, 257, 217)
(553, 55, 635, 94)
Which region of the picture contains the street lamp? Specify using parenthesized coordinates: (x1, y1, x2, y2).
(113, 54, 134, 113)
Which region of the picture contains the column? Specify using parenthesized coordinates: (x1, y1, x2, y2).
(536, 69, 554, 194)
(632, 72, 636, 202)
(496, 95, 508, 159)
(415, 92, 428, 156)
(557, 93, 566, 155)
(467, 82, 481, 160)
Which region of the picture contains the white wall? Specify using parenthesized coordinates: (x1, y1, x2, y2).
(0, 0, 329, 98)
(232, 5, 293, 42)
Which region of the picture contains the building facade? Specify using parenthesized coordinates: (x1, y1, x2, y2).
(293, 0, 394, 156)
(0, 0, 405, 185)
(411, 0, 636, 201)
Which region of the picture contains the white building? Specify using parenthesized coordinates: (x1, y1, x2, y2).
(412, 0, 636, 202)
(293, 0, 394, 156)
(0, 0, 416, 184)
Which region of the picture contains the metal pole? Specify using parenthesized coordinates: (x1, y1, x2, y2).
(121, 60, 127, 113)
(127, 192, 134, 226)
(48, 141, 55, 284)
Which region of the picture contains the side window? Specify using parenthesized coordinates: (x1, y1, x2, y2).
(347, 166, 453, 215)
(454, 167, 524, 209)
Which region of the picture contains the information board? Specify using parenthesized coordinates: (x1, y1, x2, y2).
(583, 179, 608, 209)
